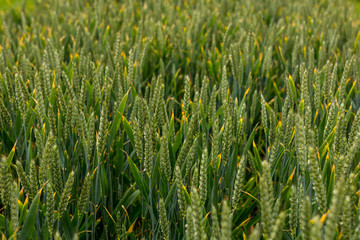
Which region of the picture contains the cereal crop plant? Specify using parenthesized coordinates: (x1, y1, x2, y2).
(1, 0, 360, 239)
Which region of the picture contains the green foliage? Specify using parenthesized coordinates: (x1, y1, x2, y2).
(0, 0, 360, 239)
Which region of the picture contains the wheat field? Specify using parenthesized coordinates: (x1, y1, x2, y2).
(1, 0, 360, 239)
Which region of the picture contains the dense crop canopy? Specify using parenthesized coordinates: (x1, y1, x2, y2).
(1, 0, 360, 239)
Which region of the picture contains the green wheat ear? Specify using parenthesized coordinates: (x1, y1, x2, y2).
(220, 200, 232, 240)
(220, 66, 229, 104)
(232, 156, 246, 210)
(133, 117, 143, 161)
(289, 184, 300, 238)
(192, 164, 199, 191)
(260, 94, 268, 137)
(314, 69, 321, 109)
(115, 209, 126, 239)
(221, 103, 233, 166)
(284, 108, 294, 148)
(160, 125, 171, 180)
(199, 147, 208, 206)
(46, 184, 55, 236)
(300, 196, 311, 240)
(175, 165, 187, 219)
(10, 181, 18, 232)
(192, 187, 204, 240)
(295, 114, 307, 175)
(58, 171, 75, 220)
(300, 65, 310, 109)
(307, 145, 327, 213)
(311, 216, 322, 240)
(325, 177, 346, 240)
(14, 72, 28, 119)
(39, 133, 55, 185)
(259, 160, 274, 237)
(341, 194, 354, 239)
(338, 57, 353, 100)
(77, 172, 92, 219)
(211, 205, 220, 240)
(144, 121, 154, 177)
(268, 212, 285, 240)
(15, 160, 34, 200)
(185, 137, 198, 181)
(50, 145, 63, 195)
(0, 97, 12, 127)
(159, 198, 169, 240)
(0, 156, 12, 206)
(208, 85, 217, 126)
(200, 76, 209, 113)
(185, 205, 195, 240)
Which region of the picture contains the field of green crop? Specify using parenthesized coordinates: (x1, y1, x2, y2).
(1, 0, 360, 239)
